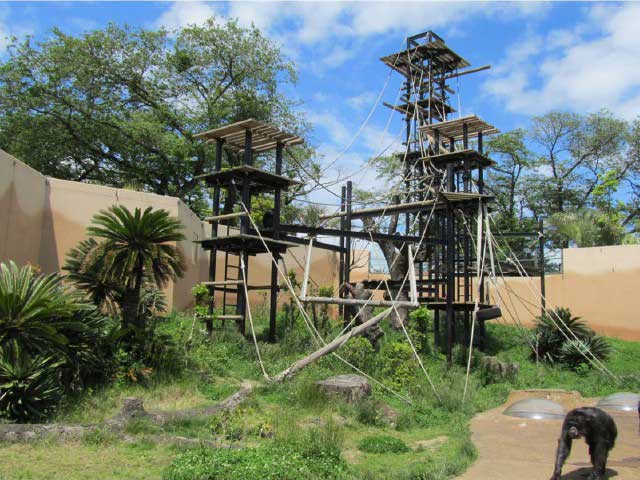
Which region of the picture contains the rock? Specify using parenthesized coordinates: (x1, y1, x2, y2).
(316, 374, 372, 403)
(415, 435, 448, 450)
(480, 356, 519, 381)
(378, 403, 399, 427)
(120, 397, 148, 420)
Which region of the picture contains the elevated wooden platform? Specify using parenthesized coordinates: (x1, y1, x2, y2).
(194, 118, 304, 153)
(196, 234, 297, 256)
(420, 115, 499, 141)
(380, 39, 470, 76)
(195, 165, 301, 192)
(423, 149, 494, 170)
(384, 97, 455, 117)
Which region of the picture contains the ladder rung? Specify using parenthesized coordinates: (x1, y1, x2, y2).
(217, 315, 243, 320)
(201, 280, 243, 286)
(204, 212, 248, 223)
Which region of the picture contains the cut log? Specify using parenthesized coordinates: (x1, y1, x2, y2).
(272, 307, 393, 383)
(316, 374, 371, 403)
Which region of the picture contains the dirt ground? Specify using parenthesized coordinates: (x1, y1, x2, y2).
(458, 390, 640, 480)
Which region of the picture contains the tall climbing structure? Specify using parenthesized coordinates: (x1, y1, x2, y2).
(193, 120, 304, 342)
(192, 31, 508, 365)
(382, 30, 501, 361)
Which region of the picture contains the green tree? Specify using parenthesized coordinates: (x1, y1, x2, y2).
(0, 20, 312, 214)
(524, 111, 628, 219)
(84, 205, 185, 329)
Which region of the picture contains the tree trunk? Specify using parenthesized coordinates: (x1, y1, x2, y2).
(273, 307, 393, 383)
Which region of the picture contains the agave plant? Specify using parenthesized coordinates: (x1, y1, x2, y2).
(84, 205, 185, 329)
(0, 344, 64, 422)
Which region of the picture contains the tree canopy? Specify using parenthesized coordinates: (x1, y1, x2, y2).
(0, 19, 312, 215)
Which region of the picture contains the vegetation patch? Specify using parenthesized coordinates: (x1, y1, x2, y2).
(357, 435, 410, 454)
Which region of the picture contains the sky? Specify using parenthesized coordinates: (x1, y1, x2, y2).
(1, 1, 640, 207)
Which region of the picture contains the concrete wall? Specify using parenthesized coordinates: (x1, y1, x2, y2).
(3, 149, 639, 339)
(0, 149, 338, 312)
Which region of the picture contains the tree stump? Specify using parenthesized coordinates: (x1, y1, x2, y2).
(316, 374, 372, 403)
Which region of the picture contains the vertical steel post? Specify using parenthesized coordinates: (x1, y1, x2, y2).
(446, 161, 455, 365)
(269, 142, 283, 343)
(339, 186, 346, 320)
(237, 129, 252, 335)
(206, 139, 224, 334)
(344, 181, 353, 328)
(539, 218, 546, 317)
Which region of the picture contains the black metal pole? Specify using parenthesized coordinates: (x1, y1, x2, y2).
(269, 142, 283, 343)
(206, 139, 224, 334)
(344, 181, 353, 328)
(446, 161, 455, 365)
(339, 186, 346, 320)
(237, 129, 252, 335)
(539, 218, 546, 317)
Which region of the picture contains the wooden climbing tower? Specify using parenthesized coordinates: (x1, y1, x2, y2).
(193, 119, 304, 342)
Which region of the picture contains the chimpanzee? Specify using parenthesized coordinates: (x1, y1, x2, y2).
(550, 406, 617, 480)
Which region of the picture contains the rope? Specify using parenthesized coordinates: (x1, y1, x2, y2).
(239, 255, 270, 380)
(237, 200, 413, 402)
(486, 216, 618, 380)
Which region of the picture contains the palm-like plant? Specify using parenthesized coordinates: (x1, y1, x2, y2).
(533, 307, 611, 368)
(64, 238, 122, 313)
(0, 344, 64, 422)
(0, 261, 92, 353)
(84, 206, 185, 329)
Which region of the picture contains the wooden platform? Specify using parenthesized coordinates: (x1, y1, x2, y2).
(384, 97, 455, 117)
(423, 149, 494, 170)
(420, 115, 499, 140)
(195, 234, 297, 255)
(195, 165, 301, 192)
(194, 118, 304, 153)
(426, 301, 496, 313)
(380, 39, 470, 76)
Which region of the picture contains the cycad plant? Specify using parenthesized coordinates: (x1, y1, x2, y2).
(0, 261, 107, 420)
(81, 206, 185, 329)
(0, 345, 64, 422)
(533, 307, 610, 369)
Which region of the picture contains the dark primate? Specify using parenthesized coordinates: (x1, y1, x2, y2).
(551, 407, 617, 480)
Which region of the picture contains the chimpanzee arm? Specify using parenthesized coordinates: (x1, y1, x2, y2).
(550, 434, 573, 480)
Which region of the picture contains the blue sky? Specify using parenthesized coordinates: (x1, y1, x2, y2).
(1, 1, 639, 205)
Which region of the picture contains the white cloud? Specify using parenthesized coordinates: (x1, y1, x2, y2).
(0, 5, 33, 54)
(484, 3, 640, 119)
(153, 1, 549, 73)
(155, 1, 218, 30)
(347, 91, 377, 111)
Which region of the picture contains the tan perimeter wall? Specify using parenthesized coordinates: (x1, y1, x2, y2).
(2, 149, 639, 339)
(0, 150, 338, 312)
(351, 247, 640, 341)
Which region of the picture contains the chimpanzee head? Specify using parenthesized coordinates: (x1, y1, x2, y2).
(568, 426, 581, 439)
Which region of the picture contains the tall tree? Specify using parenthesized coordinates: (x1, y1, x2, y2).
(0, 20, 312, 214)
(524, 110, 628, 218)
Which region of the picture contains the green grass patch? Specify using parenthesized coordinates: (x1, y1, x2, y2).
(357, 435, 410, 454)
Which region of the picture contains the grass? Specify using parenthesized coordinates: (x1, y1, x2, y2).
(1, 312, 638, 480)
(0, 440, 176, 480)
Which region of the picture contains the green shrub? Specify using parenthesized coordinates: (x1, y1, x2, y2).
(0, 261, 110, 420)
(0, 345, 64, 422)
(163, 443, 348, 480)
(300, 418, 344, 460)
(533, 307, 610, 369)
(342, 336, 376, 371)
(377, 341, 417, 391)
(355, 397, 384, 426)
(357, 434, 410, 454)
(81, 426, 119, 446)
